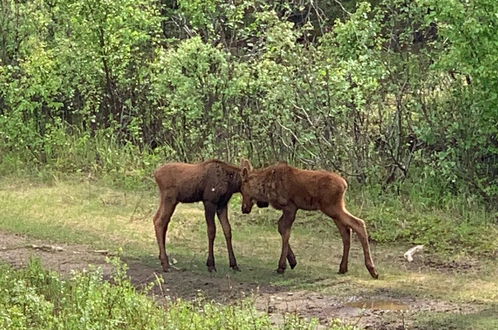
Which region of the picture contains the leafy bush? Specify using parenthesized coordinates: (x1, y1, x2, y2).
(0, 258, 166, 329)
(1, 0, 497, 198)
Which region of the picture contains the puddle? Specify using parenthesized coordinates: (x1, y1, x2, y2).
(345, 299, 409, 311)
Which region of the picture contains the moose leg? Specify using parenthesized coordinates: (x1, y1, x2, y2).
(153, 196, 177, 272)
(334, 221, 351, 274)
(277, 214, 297, 269)
(203, 202, 217, 272)
(277, 207, 297, 274)
(287, 247, 297, 269)
(216, 205, 240, 271)
(337, 210, 378, 279)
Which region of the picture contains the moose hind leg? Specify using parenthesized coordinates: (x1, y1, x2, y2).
(153, 197, 177, 272)
(335, 222, 351, 274)
(216, 205, 239, 271)
(338, 211, 378, 279)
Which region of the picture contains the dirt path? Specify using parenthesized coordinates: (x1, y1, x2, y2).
(0, 231, 482, 329)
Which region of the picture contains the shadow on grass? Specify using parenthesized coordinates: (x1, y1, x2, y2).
(125, 250, 349, 303)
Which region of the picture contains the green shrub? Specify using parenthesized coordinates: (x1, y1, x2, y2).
(0, 258, 346, 329)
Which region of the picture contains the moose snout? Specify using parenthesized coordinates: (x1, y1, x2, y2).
(256, 201, 269, 208)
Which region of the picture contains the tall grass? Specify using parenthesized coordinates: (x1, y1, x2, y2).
(0, 127, 164, 190)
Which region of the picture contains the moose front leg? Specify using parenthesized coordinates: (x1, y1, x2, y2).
(276, 214, 298, 269)
(216, 205, 240, 271)
(287, 247, 297, 269)
(203, 201, 217, 272)
(276, 207, 297, 274)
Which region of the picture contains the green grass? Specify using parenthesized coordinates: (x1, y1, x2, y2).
(0, 174, 497, 325)
(342, 183, 498, 256)
(413, 307, 498, 330)
(1, 258, 344, 329)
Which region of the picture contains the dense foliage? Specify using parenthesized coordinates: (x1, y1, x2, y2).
(1, 0, 497, 203)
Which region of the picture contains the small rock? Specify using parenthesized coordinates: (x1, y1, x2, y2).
(29, 244, 64, 252)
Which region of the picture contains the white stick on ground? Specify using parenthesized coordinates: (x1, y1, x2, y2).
(403, 245, 424, 262)
(28, 244, 64, 252)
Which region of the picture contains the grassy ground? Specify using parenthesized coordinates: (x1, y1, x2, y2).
(0, 175, 497, 328)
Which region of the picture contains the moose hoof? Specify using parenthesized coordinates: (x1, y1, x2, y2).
(208, 266, 217, 273)
(230, 265, 241, 272)
(287, 254, 297, 269)
(368, 266, 379, 279)
(338, 267, 348, 274)
(160, 261, 170, 272)
(276, 267, 286, 274)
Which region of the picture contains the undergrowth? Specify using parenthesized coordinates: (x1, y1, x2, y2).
(0, 258, 349, 329)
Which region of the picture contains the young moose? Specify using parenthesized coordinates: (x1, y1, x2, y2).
(240, 160, 379, 279)
(153, 160, 244, 272)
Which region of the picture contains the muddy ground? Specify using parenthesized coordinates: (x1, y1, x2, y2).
(0, 231, 483, 329)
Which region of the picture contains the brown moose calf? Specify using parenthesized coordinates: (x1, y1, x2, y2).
(153, 160, 243, 272)
(240, 160, 378, 279)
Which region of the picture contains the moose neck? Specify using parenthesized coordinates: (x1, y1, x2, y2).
(219, 161, 243, 193)
(251, 168, 275, 202)
(232, 168, 243, 193)
(202, 159, 243, 194)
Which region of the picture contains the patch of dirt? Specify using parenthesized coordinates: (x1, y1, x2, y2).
(0, 231, 114, 275)
(0, 231, 482, 329)
(256, 291, 480, 329)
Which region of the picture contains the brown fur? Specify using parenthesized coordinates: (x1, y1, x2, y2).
(153, 159, 243, 272)
(240, 161, 379, 279)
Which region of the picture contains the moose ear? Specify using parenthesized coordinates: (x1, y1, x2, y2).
(241, 167, 249, 181)
(240, 158, 253, 171)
